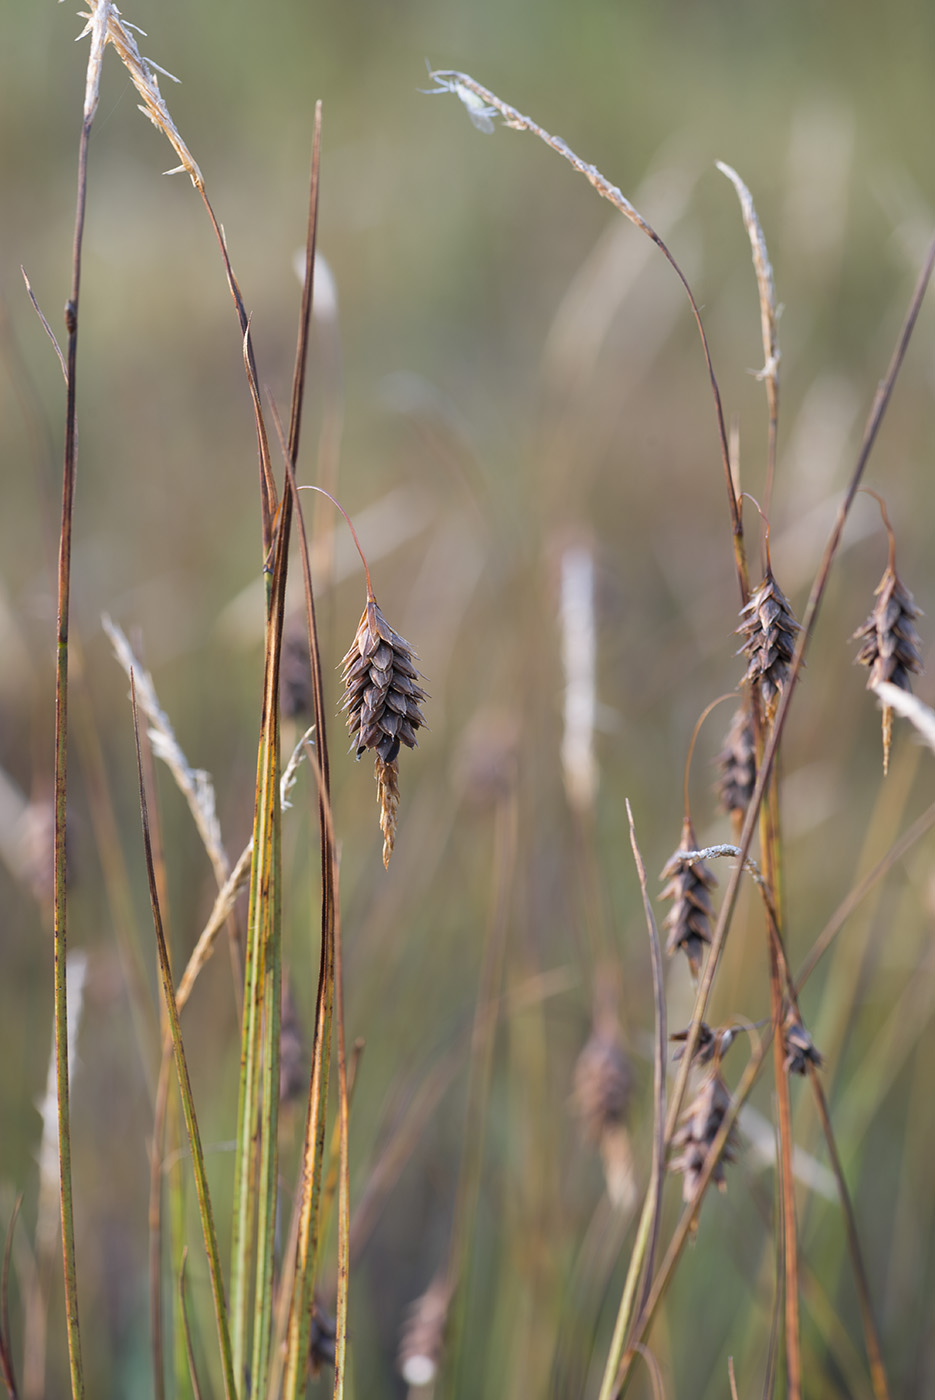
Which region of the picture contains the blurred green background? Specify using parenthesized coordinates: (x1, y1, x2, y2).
(2, 1, 935, 1396)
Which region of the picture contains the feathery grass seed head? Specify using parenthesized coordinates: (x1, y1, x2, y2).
(660, 817, 717, 979)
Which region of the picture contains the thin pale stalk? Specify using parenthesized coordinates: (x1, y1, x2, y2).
(131, 678, 237, 1400)
(596, 810, 666, 1400)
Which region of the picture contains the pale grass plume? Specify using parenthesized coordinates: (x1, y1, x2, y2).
(103, 614, 227, 882)
(716, 162, 780, 389)
(72, 0, 203, 185)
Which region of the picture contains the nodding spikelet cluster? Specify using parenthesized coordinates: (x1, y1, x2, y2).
(737, 565, 801, 718)
(398, 1274, 451, 1388)
(853, 564, 923, 774)
(715, 703, 756, 831)
(341, 596, 427, 866)
(660, 817, 717, 979)
(573, 1021, 637, 1209)
(782, 1011, 823, 1077)
(670, 1070, 738, 1207)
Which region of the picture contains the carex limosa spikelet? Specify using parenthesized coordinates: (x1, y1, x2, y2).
(737, 560, 801, 722)
(852, 492, 923, 775)
(341, 593, 427, 866)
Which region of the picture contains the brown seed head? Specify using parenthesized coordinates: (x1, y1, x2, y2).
(341, 596, 427, 864)
(715, 703, 756, 830)
(853, 565, 923, 774)
(670, 1070, 738, 1205)
(341, 596, 427, 764)
(737, 566, 801, 718)
(573, 1022, 637, 1209)
(573, 1025, 633, 1143)
(660, 817, 717, 979)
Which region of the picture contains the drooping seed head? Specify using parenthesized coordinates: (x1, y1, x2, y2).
(853, 564, 923, 774)
(670, 1069, 738, 1206)
(341, 596, 427, 865)
(737, 566, 801, 719)
(660, 817, 717, 979)
(715, 702, 756, 831)
(341, 596, 427, 764)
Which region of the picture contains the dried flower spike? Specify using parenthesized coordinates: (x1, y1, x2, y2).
(660, 817, 717, 979)
(737, 564, 801, 719)
(670, 1069, 738, 1207)
(782, 1010, 823, 1077)
(715, 702, 756, 832)
(572, 1020, 637, 1209)
(853, 560, 923, 775)
(341, 595, 427, 866)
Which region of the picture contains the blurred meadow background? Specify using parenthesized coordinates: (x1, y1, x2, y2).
(2, 1, 935, 1396)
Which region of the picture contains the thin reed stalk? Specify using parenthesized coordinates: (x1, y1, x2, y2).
(595, 805, 666, 1400)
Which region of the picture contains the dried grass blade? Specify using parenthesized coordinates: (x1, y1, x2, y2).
(131, 675, 237, 1400)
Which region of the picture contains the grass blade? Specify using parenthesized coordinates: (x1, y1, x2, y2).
(131, 675, 238, 1400)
